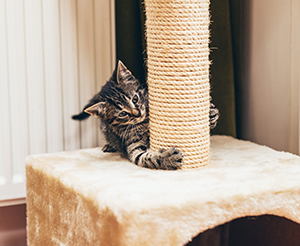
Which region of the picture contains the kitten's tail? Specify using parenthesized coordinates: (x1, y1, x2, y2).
(72, 111, 90, 121)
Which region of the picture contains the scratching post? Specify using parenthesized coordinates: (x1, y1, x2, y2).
(145, 0, 211, 168)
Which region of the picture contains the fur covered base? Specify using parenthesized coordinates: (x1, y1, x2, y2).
(26, 135, 300, 246)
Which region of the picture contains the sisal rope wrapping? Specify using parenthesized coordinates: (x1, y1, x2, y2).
(144, 0, 211, 168)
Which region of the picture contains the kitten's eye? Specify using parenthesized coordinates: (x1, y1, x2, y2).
(132, 94, 139, 104)
(118, 111, 128, 117)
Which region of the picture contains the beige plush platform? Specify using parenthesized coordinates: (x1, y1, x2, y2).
(26, 135, 300, 246)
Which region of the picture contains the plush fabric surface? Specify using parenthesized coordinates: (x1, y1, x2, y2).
(26, 135, 300, 246)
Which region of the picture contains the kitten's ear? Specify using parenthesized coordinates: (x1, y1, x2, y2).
(116, 60, 132, 83)
(84, 102, 105, 118)
(139, 88, 145, 95)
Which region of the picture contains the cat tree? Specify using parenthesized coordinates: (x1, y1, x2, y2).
(26, 136, 300, 245)
(26, 0, 300, 245)
(146, 0, 211, 168)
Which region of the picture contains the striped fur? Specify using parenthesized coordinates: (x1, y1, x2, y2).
(72, 61, 219, 170)
(209, 103, 220, 129)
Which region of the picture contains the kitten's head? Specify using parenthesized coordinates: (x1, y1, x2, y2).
(85, 61, 148, 126)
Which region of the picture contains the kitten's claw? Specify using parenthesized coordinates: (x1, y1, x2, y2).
(159, 147, 184, 170)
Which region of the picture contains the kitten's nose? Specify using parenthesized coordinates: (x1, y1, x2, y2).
(132, 109, 140, 117)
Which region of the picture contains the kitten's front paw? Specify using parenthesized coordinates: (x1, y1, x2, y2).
(159, 147, 184, 170)
(102, 144, 118, 153)
(209, 103, 219, 129)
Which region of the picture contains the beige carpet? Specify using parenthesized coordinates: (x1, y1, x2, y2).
(26, 135, 300, 246)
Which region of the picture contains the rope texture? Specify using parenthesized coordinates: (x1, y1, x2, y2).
(145, 0, 211, 168)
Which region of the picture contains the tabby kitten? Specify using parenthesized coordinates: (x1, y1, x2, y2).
(72, 61, 219, 170)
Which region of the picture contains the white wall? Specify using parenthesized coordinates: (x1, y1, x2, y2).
(242, 0, 300, 154)
(0, 0, 115, 203)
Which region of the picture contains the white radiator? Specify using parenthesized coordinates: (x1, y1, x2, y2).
(0, 0, 115, 205)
